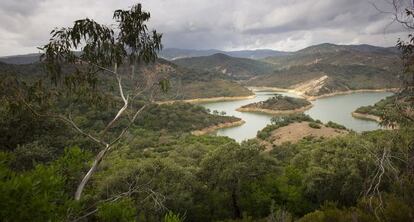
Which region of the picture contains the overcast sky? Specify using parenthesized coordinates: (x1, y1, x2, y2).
(0, 0, 412, 56)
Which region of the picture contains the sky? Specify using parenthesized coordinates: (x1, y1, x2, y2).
(0, 0, 412, 56)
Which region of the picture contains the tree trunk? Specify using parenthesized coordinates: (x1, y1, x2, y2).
(131, 64, 135, 80)
(75, 145, 110, 200)
(74, 63, 118, 200)
(231, 189, 241, 219)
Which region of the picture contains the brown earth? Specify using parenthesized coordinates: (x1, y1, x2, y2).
(267, 122, 348, 147)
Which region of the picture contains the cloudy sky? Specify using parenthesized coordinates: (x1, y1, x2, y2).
(0, 0, 412, 56)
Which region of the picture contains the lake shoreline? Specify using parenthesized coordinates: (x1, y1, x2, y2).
(157, 95, 256, 104)
(157, 88, 397, 105)
(305, 88, 399, 101)
(236, 104, 313, 115)
(199, 90, 393, 141)
(248, 86, 398, 101)
(191, 120, 246, 136)
(351, 112, 382, 122)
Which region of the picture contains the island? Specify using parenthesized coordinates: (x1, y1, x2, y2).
(236, 95, 313, 114)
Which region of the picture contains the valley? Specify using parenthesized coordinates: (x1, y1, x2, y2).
(1, 42, 412, 222)
(200, 90, 393, 142)
(2, 2, 414, 221)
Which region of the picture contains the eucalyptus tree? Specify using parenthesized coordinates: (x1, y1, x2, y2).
(16, 3, 163, 200)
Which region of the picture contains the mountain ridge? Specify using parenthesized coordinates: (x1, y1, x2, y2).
(0, 43, 398, 64)
(172, 53, 276, 80)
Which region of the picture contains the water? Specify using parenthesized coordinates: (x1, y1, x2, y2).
(200, 91, 393, 142)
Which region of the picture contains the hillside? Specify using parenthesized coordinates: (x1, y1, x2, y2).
(136, 102, 242, 132)
(263, 43, 400, 69)
(247, 43, 402, 97)
(159, 48, 289, 60)
(134, 58, 253, 100)
(0, 58, 252, 101)
(2, 43, 403, 99)
(0, 53, 41, 64)
(173, 53, 276, 80)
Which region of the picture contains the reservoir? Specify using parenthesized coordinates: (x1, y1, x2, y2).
(200, 91, 393, 142)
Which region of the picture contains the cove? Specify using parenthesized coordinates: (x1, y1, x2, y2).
(200, 91, 393, 142)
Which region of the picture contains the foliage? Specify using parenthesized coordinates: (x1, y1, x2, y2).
(97, 198, 136, 222)
(136, 102, 240, 132)
(324, 121, 347, 130)
(354, 91, 414, 128)
(163, 211, 185, 222)
(355, 95, 397, 117)
(0, 147, 89, 221)
(308, 122, 321, 129)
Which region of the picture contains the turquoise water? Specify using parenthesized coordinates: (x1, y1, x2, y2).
(200, 91, 393, 142)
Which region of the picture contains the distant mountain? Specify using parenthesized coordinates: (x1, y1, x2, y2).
(0, 48, 287, 64)
(159, 48, 289, 60)
(248, 43, 402, 97)
(295, 43, 399, 55)
(0, 53, 41, 64)
(1, 43, 403, 99)
(172, 53, 276, 80)
(262, 43, 400, 70)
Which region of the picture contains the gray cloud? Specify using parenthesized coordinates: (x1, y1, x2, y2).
(0, 0, 411, 56)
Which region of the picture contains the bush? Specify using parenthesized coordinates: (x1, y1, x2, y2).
(164, 211, 186, 222)
(308, 122, 321, 129)
(325, 121, 347, 130)
(97, 198, 136, 222)
(12, 141, 56, 171)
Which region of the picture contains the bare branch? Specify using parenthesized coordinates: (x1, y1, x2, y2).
(18, 96, 108, 147)
(74, 104, 148, 200)
(102, 65, 129, 134)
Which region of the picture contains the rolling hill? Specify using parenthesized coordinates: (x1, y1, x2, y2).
(0, 58, 252, 101)
(1, 43, 403, 99)
(0, 53, 41, 64)
(262, 43, 400, 70)
(172, 53, 276, 80)
(247, 43, 402, 97)
(134, 58, 253, 100)
(159, 48, 289, 60)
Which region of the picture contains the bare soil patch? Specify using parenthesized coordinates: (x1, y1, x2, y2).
(269, 121, 348, 146)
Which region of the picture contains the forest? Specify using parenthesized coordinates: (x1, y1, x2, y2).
(0, 2, 414, 222)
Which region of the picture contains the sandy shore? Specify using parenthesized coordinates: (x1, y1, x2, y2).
(305, 88, 399, 101)
(158, 87, 396, 105)
(236, 104, 313, 115)
(248, 86, 293, 93)
(191, 120, 245, 136)
(157, 95, 256, 105)
(248, 86, 398, 100)
(351, 112, 399, 130)
(351, 112, 382, 122)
